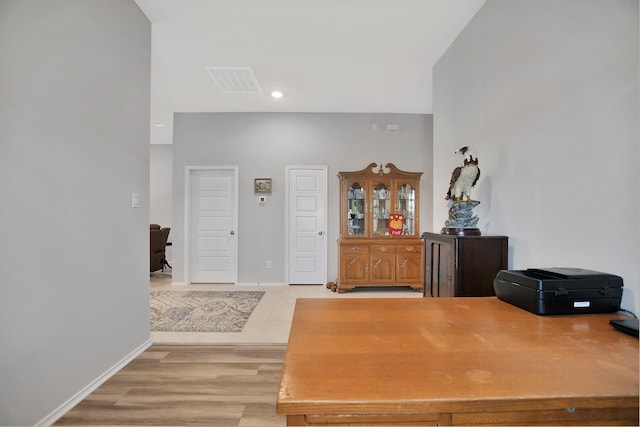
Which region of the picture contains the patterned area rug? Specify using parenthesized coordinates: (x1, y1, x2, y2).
(150, 290, 265, 332)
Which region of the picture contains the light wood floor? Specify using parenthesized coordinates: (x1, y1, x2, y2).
(54, 276, 420, 425)
(54, 345, 287, 426)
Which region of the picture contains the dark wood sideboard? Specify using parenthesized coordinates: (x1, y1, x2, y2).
(422, 232, 508, 297)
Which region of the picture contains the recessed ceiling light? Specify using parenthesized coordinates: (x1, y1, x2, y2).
(271, 91, 283, 99)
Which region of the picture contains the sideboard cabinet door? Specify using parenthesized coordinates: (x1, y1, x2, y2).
(339, 243, 369, 288)
(396, 245, 423, 285)
(369, 244, 396, 284)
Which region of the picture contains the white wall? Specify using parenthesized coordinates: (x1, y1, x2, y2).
(433, 0, 639, 312)
(150, 145, 173, 227)
(171, 113, 433, 285)
(0, 1, 151, 425)
(150, 144, 173, 262)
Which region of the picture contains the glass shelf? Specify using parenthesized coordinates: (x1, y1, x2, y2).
(347, 183, 365, 236)
(372, 183, 390, 236)
(397, 183, 416, 235)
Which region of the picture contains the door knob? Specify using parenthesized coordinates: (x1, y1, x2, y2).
(318, 231, 323, 235)
(230, 231, 235, 235)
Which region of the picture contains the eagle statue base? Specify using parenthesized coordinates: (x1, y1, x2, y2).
(441, 226, 481, 236)
(442, 200, 481, 236)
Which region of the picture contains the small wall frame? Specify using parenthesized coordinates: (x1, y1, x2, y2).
(255, 178, 272, 193)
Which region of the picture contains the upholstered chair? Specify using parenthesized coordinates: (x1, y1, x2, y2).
(150, 225, 170, 272)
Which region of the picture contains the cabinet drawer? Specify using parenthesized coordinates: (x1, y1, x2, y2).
(397, 243, 422, 254)
(341, 244, 369, 254)
(371, 244, 396, 253)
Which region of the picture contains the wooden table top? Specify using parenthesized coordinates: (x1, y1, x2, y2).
(277, 297, 638, 420)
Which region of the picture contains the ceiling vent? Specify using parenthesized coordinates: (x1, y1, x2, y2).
(205, 66, 262, 93)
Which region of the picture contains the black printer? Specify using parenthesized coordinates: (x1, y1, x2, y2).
(493, 267, 623, 315)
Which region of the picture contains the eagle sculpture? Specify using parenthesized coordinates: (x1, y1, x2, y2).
(445, 146, 480, 202)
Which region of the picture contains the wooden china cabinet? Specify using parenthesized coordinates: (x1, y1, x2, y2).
(328, 163, 423, 293)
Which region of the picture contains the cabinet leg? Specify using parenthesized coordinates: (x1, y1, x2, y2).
(327, 280, 359, 293)
(336, 283, 355, 293)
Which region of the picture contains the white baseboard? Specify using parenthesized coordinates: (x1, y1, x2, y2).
(237, 281, 286, 287)
(171, 282, 287, 286)
(37, 338, 153, 426)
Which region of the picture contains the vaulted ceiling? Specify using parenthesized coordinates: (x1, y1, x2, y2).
(134, 0, 486, 144)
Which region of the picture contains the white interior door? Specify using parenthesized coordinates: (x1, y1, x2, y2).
(187, 167, 238, 284)
(286, 166, 327, 285)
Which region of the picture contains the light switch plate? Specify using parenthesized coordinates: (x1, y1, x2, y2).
(131, 192, 140, 208)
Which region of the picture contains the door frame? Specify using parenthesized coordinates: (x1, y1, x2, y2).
(184, 165, 239, 286)
(284, 165, 328, 285)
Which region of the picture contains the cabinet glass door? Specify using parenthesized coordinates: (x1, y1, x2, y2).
(397, 183, 416, 236)
(372, 183, 390, 236)
(347, 182, 365, 236)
